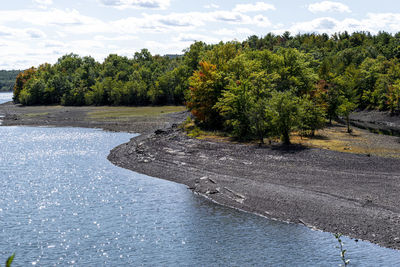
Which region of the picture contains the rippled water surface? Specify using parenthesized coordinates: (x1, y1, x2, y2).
(1, 126, 399, 266)
(0, 92, 13, 104)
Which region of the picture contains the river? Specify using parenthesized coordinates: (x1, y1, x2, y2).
(0, 93, 400, 266)
(0, 92, 13, 104)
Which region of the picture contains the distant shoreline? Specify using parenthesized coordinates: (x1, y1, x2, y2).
(2, 102, 400, 250)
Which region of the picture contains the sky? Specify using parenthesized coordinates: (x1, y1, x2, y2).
(1, 0, 400, 70)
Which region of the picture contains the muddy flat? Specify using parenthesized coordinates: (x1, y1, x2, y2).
(0, 102, 186, 133)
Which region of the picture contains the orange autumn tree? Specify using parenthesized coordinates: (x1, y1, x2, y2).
(13, 67, 36, 103)
(186, 61, 224, 128)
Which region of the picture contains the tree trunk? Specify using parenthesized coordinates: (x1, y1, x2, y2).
(282, 130, 291, 145)
(258, 135, 264, 147)
(346, 115, 351, 133)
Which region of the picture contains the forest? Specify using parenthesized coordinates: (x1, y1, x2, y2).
(13, 31, 400, 143)
(0, 70, 20, 91)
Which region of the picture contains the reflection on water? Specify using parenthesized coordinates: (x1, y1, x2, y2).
(0, 126, 399, 266)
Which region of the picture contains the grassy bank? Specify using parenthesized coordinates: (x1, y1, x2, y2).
(87, 106, 186, 120)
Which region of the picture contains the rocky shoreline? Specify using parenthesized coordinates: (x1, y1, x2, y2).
(108, 123, 400, 250)
(350, 110, 400, 136)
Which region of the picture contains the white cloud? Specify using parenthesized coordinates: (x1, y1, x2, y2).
(213, 27, 255, 38)
(364, 13, 400, 32)
(70, 40, 105, 50)
(236, 27, 255, 35)
(233, 2, 276, 13)
(0, 8, 113, 36)
(213, 28, 237, 36)
(0, 25, 46, 40)
(33, 0, 53, 9)
(150, 13, 203, 27)
(204, 4, 219, 9)
(94, 35, 139, 41)
(10, 2, 400, 70)
(277, 13, 400, 35)
(0, 9, 103, 27)
(0, 26, 14, 37)
(99, 0, 170, 10)
(0, 7, 271, 40)
(110, 13, 202, 35)
(110, 11, 270, 35)
(211, 11, 248, 23)
(173, 33, 220, 44)
(308, 1, 351, 13)
(0, 39, 60, 69)
(39, 40, 65, 48)
(144, 40, 188, 55)
(25, 28, 47, 39)
(33, 0, 53, 5)
(253, 15, 271, 27)
(282, 17, 338, 34)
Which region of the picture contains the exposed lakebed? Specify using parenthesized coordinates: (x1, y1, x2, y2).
(1, 126, 400, 266)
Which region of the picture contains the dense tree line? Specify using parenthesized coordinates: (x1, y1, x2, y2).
(13, 49, 192, 106)
(185, 32, 400, 143)
(0, 70, 20, 91)
(14, 31, 400, 143)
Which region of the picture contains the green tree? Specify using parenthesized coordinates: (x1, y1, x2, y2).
(299, 96, 326, 137)
(183, 41, 209, 71)
(0, 70, 20, 92)
(18, 78, 45, 105)
(61, 86, 86, 106)
(275, 48, 318, 95)
(85, 81, 108, 105)
(215, 80, 252, 139)
(203, 41, 241, 72)
(267, 90, 301, 145)
(101, 54, 132, 79)
(338, 97, 357, 133)
(247, 72, 278, 144)
(386, 81, 400, 114)
(216, 55, 281, 144)
(56, 53, 83, 75)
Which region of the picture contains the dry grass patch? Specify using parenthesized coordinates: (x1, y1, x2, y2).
(87, 106, 186, 120)
(292, 123, 400, 158)
(183, 119, 400, 158)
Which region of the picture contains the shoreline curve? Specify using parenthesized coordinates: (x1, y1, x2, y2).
(108, 123, 400, 251)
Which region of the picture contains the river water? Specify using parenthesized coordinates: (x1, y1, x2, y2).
(0, 92, 399, 266)
(0, 92, 13, 104)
